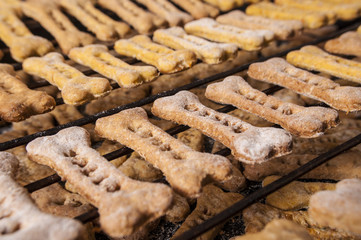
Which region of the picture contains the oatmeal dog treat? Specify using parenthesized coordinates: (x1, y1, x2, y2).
(23, 52, 111, 105)
(98, 0, 166, 34)
(170, 0, 219, 19)
(114, 35, 197, 74)
(203, 0, 244, 11)
(248, 58, 361, 112)
(0, 5, 53, 62)
(69, 45, 159, 88)
(231, 219, 313, 240)
(184, 18, 274, 51)
(287, 45, 361, 84)
(325, 31, 361, 57)
(152, 91, 292, 164)
(309, 178, 361, 235)
(153, 27, 238, 64)
(246, 2, 329, 29)
(26, 127, 173, 238)
(135, 0, 193, 26)
(0, 64, 55, 122)
(21, 0, 94, 54)
(205, 76, 339, 138)
(0, 152, 86, 240)
(216, 10, 303, 40)
(59, 0, 130, 41)
(172, 185, 243, 240)
(95, 107, 232, 198)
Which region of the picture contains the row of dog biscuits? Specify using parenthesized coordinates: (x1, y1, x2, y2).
(324, 31, 361, 57)
(171, 0, 220, 19)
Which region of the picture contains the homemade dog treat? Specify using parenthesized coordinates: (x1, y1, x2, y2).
(0, 5, 53, 62)
(287, 45, 361, 84)
(358, 25, 361, 33)
(69, 45, 159, 88)
(248, 58, 361, 112)
(165, 192, 190, 223)
(114, 35, 197, 74)
(0, 64, 55, 122)
(184, 18, 274, 51)
(263, 176, 335, 211)
(153, 27, 238, 64)
(95, 107, 232, 198)
(21, 0, 94, 54)
(231, 219, 313, 240)
(203, 0, 244, 11)
(26, 127, 173, 238)
(98, 0, 166, 34)
(152, 91, 293, 164)
(23, 52, 112, 105)
(0, 152, 86, 240)
(216, 10, 303, 40)
(59, 0, 130, 41)
(325, 31, 361, 57)
(135, 0, 193, 26)
(172, 185, 243, 240)
(246, 2, 329, 29)
(205, 76, 339, 138)
(309, 178, 361, 235)
(170, 0, 219, 19)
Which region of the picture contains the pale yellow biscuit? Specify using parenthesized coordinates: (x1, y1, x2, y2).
(114, 35, 197, 74)
(26, 126, 173, 238)
(287, 45, 361, 84)
(23, 52, 112, 105)
(203, 0, 244, 11)
(170, 0, 219, 19)
(325, 31, 361, 57)
(69, 44, 159, 88)
(184, 18, 274, 51)
(153, 27, 238, 64)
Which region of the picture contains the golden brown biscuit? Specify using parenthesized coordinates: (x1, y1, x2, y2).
(26, 127, 173, 238)
(309, 178, 361, 235)
(23, 52, 112, 105)
(203, 0, 244, 11)
(12, 113, 55, 135)
(170, 0, 219, 19)
(325, 31, 361, 57)
(248, 58, 361, 112)
(231, 219, 313, 240)
(95, 107, 232, 198)
(69, 45, 159, 88)
(216, 10, 303, 40)
(205, 76, 339, 138)
(152, 91, 293, 163)
(0, 64, 55, 122)
(358, 25, 361, 33)
(172, 185, 243, 240)
(165, 192, 190, 223)
(287, 45, 361, 84)
(135, 0, 193, 26)
(21, 0, 94, 54)
(0, 5, 54, 62)
(246, 2, 329, 29)
(153, 27, 238, 64)
(0, 152, 86, 240)
(59, 0, 130, 41)
(114, 35, 197, 74)
(184, 18, 274, 51)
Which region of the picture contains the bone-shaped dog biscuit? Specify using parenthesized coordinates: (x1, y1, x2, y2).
(152, 91, 292, 164)
(23, 52, 111, 105)
(136, 0, 193, 26)
(324, 31, 361, 57)
(26, 127, 173, 238)
(246, 2, 329, 29)
(287, 45, 361, 84)
(184, 18, 274, 51)
(248, 58, 361, 112)
(59, 0, 130, 41)
(21, 0, 94, 54)
(205, 76, 339, 138)
(153, 27, 237, 64)
(170, 0, 219, 19)
(0, 6, 54, 62)
(0, 152, 86, 240)
(114, 35, 197, 74)
(203, 0, 244, 11)
(69, 44, 159, 88)
(98, 0, 166, 34)
(0, 64, 55, 122)
(95, 107, 232, 198)
(216, 10, 303, 40)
